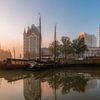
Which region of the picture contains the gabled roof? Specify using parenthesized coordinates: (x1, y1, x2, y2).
(24, 24, 40, 37)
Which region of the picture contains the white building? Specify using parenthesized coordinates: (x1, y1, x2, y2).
(41, 48, 52, 57)
(79, 32, 97, 47)
(23, 24, 41, 59)
(84, 47, 100, 57)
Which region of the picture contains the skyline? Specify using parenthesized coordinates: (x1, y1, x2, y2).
(0, 0, 100, 56)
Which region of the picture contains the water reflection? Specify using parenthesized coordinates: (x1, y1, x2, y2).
(24, 77, 41, 100)
(0, 68, 100, 100)
(47, 73, 88, 94)
(33, 70, 97, 92)
(23, 69, 98, 100)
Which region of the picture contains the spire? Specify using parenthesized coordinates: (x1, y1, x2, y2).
(27, 26, 30, 33)
(24, 28, 26, 33)
(31, 24, 35, 29)
(23, 28, 26, 34)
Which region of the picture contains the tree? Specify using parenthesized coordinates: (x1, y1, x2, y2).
(72, 36, 88, 58)
(61, 36, 73, 61)
(49, 40, 61, 60)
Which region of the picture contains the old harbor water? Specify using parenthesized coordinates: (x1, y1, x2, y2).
(0, 68, 100, 100)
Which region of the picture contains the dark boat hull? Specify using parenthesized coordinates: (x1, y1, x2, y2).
(0, 63, 29, 70)
(0, 62, 100, 70)
(28, 63, 100, 71)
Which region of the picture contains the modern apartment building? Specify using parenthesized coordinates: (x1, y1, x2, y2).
(79, 32, 97, 47)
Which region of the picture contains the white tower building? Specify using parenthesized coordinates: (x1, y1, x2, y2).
(23, 24, 41, 59)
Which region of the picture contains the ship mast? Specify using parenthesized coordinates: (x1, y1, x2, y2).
(99, 26, 100, 47)
(54, 24, 57, 62)
(39, 13, 42, 60)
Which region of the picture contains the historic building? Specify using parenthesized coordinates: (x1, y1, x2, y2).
(23, 16, 42, 59)
(79, 32, 97, 47)
(23, 17, 41, 59)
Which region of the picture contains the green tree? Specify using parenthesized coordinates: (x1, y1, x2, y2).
(49, 40, 61, 60)
(72, 36, 88, 58)
(61, 36, 73, 61)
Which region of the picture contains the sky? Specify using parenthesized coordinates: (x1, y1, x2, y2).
(0, 0, 100, 57)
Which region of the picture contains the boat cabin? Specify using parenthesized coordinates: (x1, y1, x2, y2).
(5, 58, 29, 65)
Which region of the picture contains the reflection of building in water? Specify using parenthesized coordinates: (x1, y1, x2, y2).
(24, 77, 41, 100)
(86, 79, 97, 90)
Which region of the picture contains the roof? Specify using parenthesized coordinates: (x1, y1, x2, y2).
(24, 24, 40, 37)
